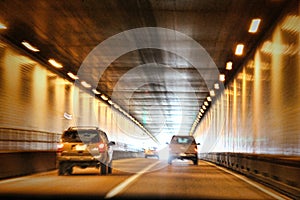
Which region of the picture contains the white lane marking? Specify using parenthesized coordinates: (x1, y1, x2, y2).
(105, 160, 160, 199)
(205, 161, 290, 200)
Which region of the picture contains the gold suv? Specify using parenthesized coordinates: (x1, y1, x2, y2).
(168, 135, 199, 165)
(57, 126, 115, 175)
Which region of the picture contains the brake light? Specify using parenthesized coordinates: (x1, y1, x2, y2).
(98, 142, 107, 153)
(57, 143, 64, 152)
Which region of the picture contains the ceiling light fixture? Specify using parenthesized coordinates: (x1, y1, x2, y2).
(101, 94, 108, 101)
(48, 59, 63, 68)
(108, 100, 113, 105)
(210, 90, 215, 97)
(249, 18, 261, 33)
(235, 44, 244, 55)
(81, 81, 91, 88)
(219, 74, 225, 82)
(92, 88, 100, 94)
(207, 96, 212, 102)
(204, 101, 209, 106)
(21, 41, 40, 52)
(67, 72, 79, 80)
(0, 23, 7, 29)
(226, 61, 233, 70)
(214, 83, 220, 90)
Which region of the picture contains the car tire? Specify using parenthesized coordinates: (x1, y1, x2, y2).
(193, 158, 198, 165)
(107, 161, 113, 174)
(66, 166, 73, 175)
(100, 162, 107, 175)
(58, 165, 65, 176)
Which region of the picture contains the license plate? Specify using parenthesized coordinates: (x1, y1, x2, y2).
(76, 144, 87, 151)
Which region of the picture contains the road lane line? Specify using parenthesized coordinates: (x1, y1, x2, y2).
(105, 160, 160, 199)
(205, 161, 290, 200)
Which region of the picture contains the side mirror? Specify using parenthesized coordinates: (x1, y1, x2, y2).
(108, 141, 116, 146)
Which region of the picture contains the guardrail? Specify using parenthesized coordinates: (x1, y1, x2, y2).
(0, 150, 144, 179)
(200, 152, 300, 199)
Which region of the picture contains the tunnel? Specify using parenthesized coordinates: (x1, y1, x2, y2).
(0, 0, 299, 199)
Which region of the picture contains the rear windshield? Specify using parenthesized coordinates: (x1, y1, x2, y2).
(61, 130, 100, 143)
(171, 136, 196, 144)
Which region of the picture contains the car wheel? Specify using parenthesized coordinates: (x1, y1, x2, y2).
(66, 166, 73, 175)
(58, 165, 65, 176)
(193, 158, 198, 165)
(107, 161, 113, 174)
(100, 162, 107, 175)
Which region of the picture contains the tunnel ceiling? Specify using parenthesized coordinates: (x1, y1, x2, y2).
(0, 0, 288, 140)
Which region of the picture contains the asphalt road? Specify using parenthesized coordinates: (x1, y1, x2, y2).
(0, 158, 289, 199)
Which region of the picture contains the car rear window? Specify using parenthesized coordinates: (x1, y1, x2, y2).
(171, 136, 195, 144)
(62, 130, 100, 143)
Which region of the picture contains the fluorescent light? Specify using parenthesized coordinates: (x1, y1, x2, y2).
(0, 23, 7, 29)
(219, 74, 225, 82)
(249, 18, 261, 33)
(108, 100, 113, 105)
(22, 41, 40, 52)
(214, 83, 220, 90)
(226, 61, 233, 70)
(81, 81, 91, 88)
(101, 94, 108, 101)
(48, 59, 63, 68)
(67, 72, 79, 80)
(235, 44, 244, 55)
(92, 89, 100, 94)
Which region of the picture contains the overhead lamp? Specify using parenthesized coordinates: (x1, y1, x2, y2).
(204, 101, 209, 106)
(214, 83, 220, 90)
(207, 96, 212, 102)
(200, 109, 204, 113)
(113, 104, 120, 109)
(48, 59, 63, 68)
(210, 90, 215, 97)
(92, 88, 100, 94)
(67, 72, 79, 80)
(249, 18, 261, 33)
(202, 105, 206, 110)
(226, 61, 233, 70)
(101, 94, 108, 101)
(0, 22, 7, 29)
(108, 100, 113, 105)
(235, 44, 244, 55)
(22, 41, 40, 52)
(219, 74, 225, 82)
(81, 81, 91, 88)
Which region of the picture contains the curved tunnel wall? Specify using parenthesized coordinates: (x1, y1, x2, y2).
(0, 40, 152, 151)
(195, 2, 300, 156)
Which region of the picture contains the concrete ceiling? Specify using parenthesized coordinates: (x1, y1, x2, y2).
(0, 0, 289, 142)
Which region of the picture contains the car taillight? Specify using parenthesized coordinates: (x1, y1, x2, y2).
(98, 142, 107, 153)
(57, 143, 64, 152)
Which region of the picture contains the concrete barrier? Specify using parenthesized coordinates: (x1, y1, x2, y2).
(201, 152, 300, 199)
(0, 150, 144, 179)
